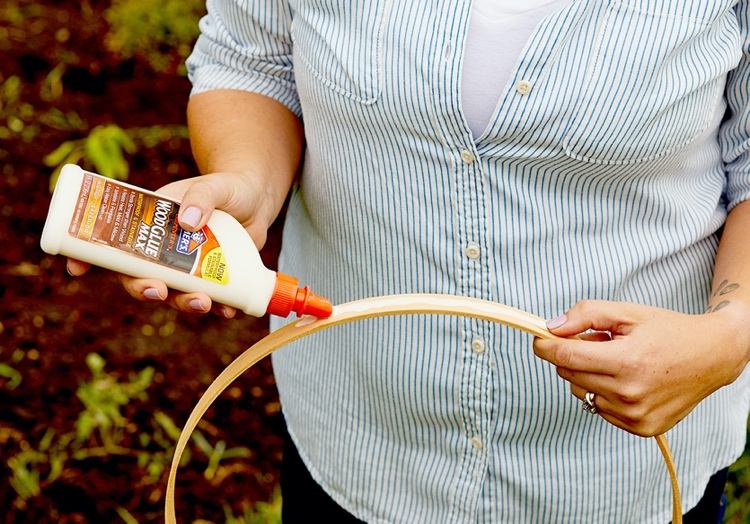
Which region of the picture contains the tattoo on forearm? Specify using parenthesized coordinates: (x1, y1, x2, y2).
(704, 279, 740, 313)
(711, 301, 731, 312)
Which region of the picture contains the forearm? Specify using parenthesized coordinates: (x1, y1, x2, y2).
(187, 89, 304, 226)
(708, 199, 750, 369)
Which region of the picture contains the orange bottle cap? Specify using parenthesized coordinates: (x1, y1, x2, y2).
(266, 272, 333, 319)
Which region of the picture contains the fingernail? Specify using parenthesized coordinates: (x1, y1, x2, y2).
(143, 287, 163, 300)
(190, 298, 206, 312)
(222, 307, 234, 319)
(181, 206, 202, 229)
(66, 263, 74, 276)
(546, 314, 567, 329)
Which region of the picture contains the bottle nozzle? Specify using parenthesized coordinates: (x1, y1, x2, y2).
(266, 272, 333, 319)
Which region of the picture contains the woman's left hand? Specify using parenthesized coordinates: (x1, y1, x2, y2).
(533, 300, 750, 437)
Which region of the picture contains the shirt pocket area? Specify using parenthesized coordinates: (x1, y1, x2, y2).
(561, 1, 740, 166)
(290, 0, 387, 105)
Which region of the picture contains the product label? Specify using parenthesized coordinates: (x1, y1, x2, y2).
(69, 171, 229, 284)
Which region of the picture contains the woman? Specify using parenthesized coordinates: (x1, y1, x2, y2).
(69, 1, 750, 521)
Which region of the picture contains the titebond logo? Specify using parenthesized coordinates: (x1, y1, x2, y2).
(177, 228, 207, 255)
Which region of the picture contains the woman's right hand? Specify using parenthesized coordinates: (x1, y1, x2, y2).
(66, 171, 278, 318)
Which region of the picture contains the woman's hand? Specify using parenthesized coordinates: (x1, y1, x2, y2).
(66, 171, 278, 318)
(533, 300, 750, 437)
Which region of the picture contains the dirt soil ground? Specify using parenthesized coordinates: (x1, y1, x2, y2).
(0, 1, 286, 521)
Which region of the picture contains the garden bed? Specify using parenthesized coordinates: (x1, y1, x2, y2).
(0, 0, 284, 521)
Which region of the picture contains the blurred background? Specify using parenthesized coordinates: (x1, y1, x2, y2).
(0, 0, 748, 522)
(0, 0, 284, 522)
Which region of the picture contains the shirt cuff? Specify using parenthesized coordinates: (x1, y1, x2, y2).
(189, 64, 302, 119)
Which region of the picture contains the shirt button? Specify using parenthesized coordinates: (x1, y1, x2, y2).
(444, 43, 453, 61)
(516, 80, 533, 95)
(470, 436, 483, 450)
(464, 242, 481, 260)
(460, 149, 475, 164)
(472, 338, 486, 354)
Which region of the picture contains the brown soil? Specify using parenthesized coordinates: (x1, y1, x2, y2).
(0, 1, 285, 521)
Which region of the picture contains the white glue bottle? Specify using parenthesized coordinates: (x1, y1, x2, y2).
(40, 164, 333, 319)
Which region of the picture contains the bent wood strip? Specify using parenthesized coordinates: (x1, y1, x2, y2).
(164, 294, 682, 523)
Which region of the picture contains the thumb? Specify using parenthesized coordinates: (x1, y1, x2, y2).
(545, 300, 640, 337)
(160, 176, 233, 232)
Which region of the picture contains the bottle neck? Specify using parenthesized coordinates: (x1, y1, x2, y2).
(265, 272, 333, 318)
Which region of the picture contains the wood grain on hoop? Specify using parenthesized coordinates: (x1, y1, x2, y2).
(164, 294, 682, 523)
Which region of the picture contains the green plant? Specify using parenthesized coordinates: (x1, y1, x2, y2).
(7, 429, 68, 505)
(104, 0, 205, 73)
(37, 107, 87, 132)
(115, 506, 139, 524)
(45, 124, 188, 191)
(0, 2, 26, 26)
(223, 488, 282, 524)
(127, 124, 189, 148)
(190, 427, 253, 481)
(0, 363, 22, 389)
(44, 124, 137, 190)
(75, 352, 154, 449)
(5, 352, 257, 513)
(7, 449, 44, 501)
(5, 353, 153, 505)
(0, 75, 39, 143)
(39, 63, 65, 102)
(150, 410, 252, 481)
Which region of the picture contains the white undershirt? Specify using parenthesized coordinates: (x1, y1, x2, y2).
(462, 0, 570, 138)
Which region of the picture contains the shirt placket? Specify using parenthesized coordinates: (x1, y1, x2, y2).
(431, 3, 588, 521)
(431, 2, 496, 521)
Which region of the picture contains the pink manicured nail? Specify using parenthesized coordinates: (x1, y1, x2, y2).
(546, 314, 567, 329)
(143, 287, 162, 300)
(180, 206, 202, 229)
(190, 298, 206, 311)
(66, 261, 80, 276)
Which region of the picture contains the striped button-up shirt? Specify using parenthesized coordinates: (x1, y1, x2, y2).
(187, 1, 750, 522)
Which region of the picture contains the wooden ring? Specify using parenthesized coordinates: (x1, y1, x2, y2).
(164, 294, 682, 523)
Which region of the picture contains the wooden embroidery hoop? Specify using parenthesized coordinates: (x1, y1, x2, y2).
(164, 294, 682, 523)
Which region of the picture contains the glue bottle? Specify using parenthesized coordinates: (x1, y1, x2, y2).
(40, 164, 333, 319)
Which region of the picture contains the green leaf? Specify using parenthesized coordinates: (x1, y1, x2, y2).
(49, 149, 84, 192)
(82, 125, 137, 181)
(75, 412, 95, 441)
(112, 126, 136, 154)
(43, 140, 78, 167)
(85, 128, 112, 178)
(85, 353, 106, 375)
(153, 411, 181, 442)
(38, 429, 55, 452)
(147, 460, 164, 478)
(48, 453, 65, 482)
(8, 454, 42, 500)
(133, 367, 154, 390)
(7, 115, 24, 133)
(115, 506, 139, 524)
(221, 446, 252, 460)
(2, 76, 22, 104)
(190, 430, 213, 457)
(0, 363, 22, 389)
(204, 439, 226, 480)
(40, 64, 65, 102)
(179, 447, 192, 466)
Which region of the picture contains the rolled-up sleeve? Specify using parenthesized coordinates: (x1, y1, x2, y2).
(186, 0, 301, 118)
(721, 2, 750, 210)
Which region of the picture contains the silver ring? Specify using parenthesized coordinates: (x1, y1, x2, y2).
(582, 391, 599, 415)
